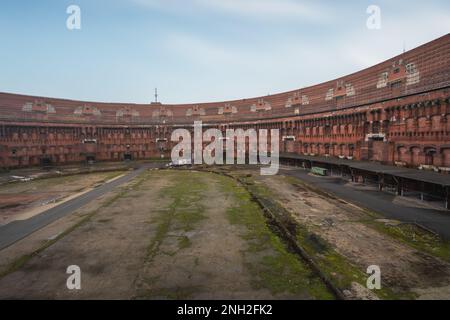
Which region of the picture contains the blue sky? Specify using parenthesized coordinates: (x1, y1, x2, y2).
(0, 0, 449, 104)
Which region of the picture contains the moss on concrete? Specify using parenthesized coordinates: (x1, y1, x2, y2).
(218, 174, 334, 300)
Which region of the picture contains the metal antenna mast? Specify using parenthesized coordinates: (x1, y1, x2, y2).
(154, 88, 158, 103)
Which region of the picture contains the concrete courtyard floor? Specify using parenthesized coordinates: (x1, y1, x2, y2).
(0, 169, 332, 300)
(0, 166, 450, 299)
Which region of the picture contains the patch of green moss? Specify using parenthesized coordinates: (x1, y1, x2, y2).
(218, 174, 334, 300)
(245, 173, 413, 299)
(178, 236, 191, 250)
(136, 286, 200, 300)
(366, 220, 450, 264)
(144, 171, 208, 262)
(283, 174, 450, 265)
(0, 184, 131, 279)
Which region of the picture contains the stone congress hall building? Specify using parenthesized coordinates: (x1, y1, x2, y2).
(1, 34, 449, 171)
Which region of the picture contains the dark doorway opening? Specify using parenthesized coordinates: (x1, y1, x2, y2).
(425, 149, 437, 166)
(40, 157, 52, 167)
(86, 155, 96, 165)
(124, 153, 132, 161)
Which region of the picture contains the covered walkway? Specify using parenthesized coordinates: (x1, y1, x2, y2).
(280, 153, 450, 210)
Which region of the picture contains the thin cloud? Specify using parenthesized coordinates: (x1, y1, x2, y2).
(163, 33, 238, 67)
(132, 0, 331, 22)
(337, 7, 450, 70)
(195, 0, 329, 21)
(161, 32, 339, 98)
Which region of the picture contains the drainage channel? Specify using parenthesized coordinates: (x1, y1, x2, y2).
(194, 168, 346, 300)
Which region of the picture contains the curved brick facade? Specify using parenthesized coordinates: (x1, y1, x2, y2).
(1, 34, 450, 169)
